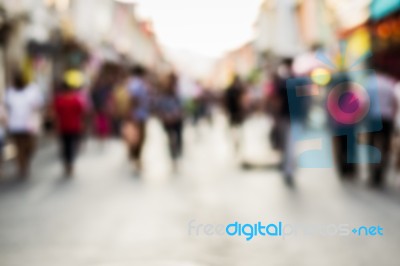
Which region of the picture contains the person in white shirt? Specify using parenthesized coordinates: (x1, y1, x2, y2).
(5, 71, 43, 178)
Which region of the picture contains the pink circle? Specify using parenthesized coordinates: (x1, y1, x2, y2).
(327, 82, 370, 125)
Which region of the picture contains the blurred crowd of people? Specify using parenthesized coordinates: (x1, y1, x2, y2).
(0, 61, 192, 178)
(1, 50, 400, 191)
(223, 54, 400, 189)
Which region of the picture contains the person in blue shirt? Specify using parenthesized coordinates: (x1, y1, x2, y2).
(126, 65, 150, 170)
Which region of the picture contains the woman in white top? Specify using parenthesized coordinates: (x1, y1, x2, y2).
(5, 71, 43, 178)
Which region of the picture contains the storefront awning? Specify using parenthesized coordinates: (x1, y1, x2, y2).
(371, 0, 400, 21)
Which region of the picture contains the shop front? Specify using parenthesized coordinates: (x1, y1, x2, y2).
(368, 0, 400, 78)
(369, 11, 400, 78)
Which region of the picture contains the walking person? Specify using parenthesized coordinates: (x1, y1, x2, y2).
(224, 75, 245, 152)
(158, 73, 184, 163)
(0, 103, 7, 177)
(111, 66, 130, 137)
(53, 70, 88, 177)
(5, 71, 43, 178)
(126, 65, 150, 171)
(329, 72, 359, 180)
(274, 59, 298, 186)
(224, 75, 245, 127)
(90, 63, 115, 144)
(366, 70, 397, 187)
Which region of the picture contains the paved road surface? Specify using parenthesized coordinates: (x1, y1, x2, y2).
(1, 115, 400, 266)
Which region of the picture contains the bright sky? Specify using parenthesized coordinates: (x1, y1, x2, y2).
(132, 0, 262, 58)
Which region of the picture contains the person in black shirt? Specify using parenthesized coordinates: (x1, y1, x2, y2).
(224, 75, 245, 127)
(274, 58, 296, 186)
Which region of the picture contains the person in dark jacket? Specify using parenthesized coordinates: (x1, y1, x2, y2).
(158, 73, 184, 161)
(224, 75, 245, 127)
(274, 58, 297, 186)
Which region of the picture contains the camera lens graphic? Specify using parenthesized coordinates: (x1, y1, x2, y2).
(339, 92, 359, 113)
(327, 82, 370, 125)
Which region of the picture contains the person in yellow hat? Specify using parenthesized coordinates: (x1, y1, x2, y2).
(53, 70, 88, 176)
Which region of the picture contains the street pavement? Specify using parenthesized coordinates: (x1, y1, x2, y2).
(0, 114, 400, 266)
